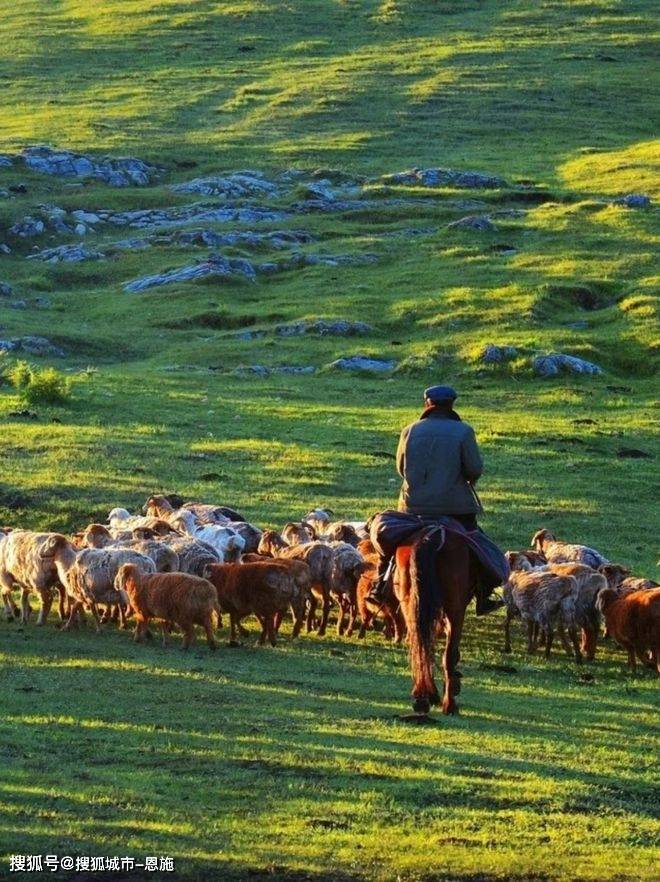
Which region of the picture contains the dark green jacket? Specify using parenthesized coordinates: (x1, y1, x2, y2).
(396, 412, 483, 516)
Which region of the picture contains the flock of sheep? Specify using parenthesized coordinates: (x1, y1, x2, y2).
(0, 494, 657, 672)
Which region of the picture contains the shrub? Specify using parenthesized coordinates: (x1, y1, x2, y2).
(4, 360, 71, 404)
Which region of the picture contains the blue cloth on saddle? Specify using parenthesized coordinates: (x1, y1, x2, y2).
(368, 510, 509, 590)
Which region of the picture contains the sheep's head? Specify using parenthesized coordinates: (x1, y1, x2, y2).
(83, 524, 112, 549)
(598, 563, 630, 590)
(283, 522, 315, 546)
(108, 508, 131, 528)
(39, 534, 71, 559)
(531, 529, 555, 552)
(142, 494, 173, 516)
(258, 530, 286, 556)
(114, 563, 140, 599)
(596, 587, 618, 614)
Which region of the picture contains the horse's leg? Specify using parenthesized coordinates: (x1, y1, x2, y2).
(441, 613, 464, 715)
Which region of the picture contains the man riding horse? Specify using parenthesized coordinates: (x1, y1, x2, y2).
(367, 384, 504, 616)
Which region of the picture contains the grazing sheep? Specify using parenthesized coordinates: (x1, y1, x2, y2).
(357, 538, 376, 557)
(204, 561, 305, 645)
(0, 531, 76, 624)
(228, 521, 263, 553)
(282, 521, 316, 546)
(597, 588, 660, 673)
(549, 563, 607, 660)
(503, 569, 581, 661)
(279, 542, 334, 636)
(181, 502, 244, 524)
(505, 549, 548, 572)
(356, 553, 406, 643)
(599, 564, 657, 596)
(169, 509, 245, 561)
(115, 564, 219, 651)
(81, 524, 114, 548)
(163, 536, 220, 576)
(66, 548, 156, 630)
(303, 508, 334, 535)
(531, 529, 608, 568)
(324, 523, 361, 547)
(257, 530, 287, 557)
(110, 539, 179, 573)
(328, 542, 367, 636)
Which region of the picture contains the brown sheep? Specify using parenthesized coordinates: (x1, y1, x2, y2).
(66, 547, 156, 631)
(531, 529, 608, 568)
(356, 553, 406, 643)
(282, 521, 316, 546)
(110, 539, 180, 573)
(0, 531, 76, 624)
(115, 564, 219, 651)
(503, 569, 581, 661)
(357, 538, 376, 557)
(599, 564, 657, 596)
(278, 542, 334, 636)
(240, 553, 313, 634)
(324, 523, 361, 547)
(81, 524, 113, 548)
(257, 529, 287, 556)
(204, 561, 304, 645)
(548, 562, 607, 660)
(505, 549, 548, 572)
(597, 588, 660, 673)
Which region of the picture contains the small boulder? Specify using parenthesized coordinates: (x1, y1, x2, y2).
(0, 282, 12, 297)
(328, 355, 396, 373)
(448, 215, 494, 232)
(28, 244, 103, 263)
(614, 194, 651, 209)
(533, 353, 603, 378)
(481, 344, 518, 364)
(15, 336, 65, 357)
(9, 216, 45, 238)
(382, 167, 506, 189)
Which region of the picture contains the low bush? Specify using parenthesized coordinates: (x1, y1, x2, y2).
(4, 360, 71, 404)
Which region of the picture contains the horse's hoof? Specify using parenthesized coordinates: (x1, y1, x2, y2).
(412, 696, 431, 714)
(441, 701, 459, 716)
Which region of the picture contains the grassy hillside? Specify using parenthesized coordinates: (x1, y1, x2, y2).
(0, 1, 658, 880)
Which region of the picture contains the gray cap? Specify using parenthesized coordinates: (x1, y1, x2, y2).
(424, 384, 457, 402)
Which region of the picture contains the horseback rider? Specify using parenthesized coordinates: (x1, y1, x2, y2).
(367, 384, 504, 615)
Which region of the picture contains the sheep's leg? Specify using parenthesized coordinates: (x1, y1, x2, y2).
(257, 617, 268, 645)
(526, 621, 536, 654)
(346, 600, 357, 637)
(203, 613, 217, 652)
(306, 596, 317, 633)
(133, 615, 149, 643)
(503, 607, 513, 653)
(268, 615, 277, 647)
(181, 624, 195, 650)
(63, 600, 82, 631)
(229, 613, 241, 645)
(336, 598, 346, 637)
(160, 622, 169, 648)
(290, 601, 304, 639)
(558, 624, 572, 656)
(56, 584, 68, 621)
(273, 610, 283, 633)
(1, 572, 19, 620)
(317, 593, 331, 637)
(20, 588, 32, 624)
(117, 603, 127, 630)
(544, 627, 554, 659)
(569, 628, 583, 664)
(625, 644, 637, 672)
(358, 608, 372, 639)
(90, 603, 102, 633)
(36, 590, 51, 625)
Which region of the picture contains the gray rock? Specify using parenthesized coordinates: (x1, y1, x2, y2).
(124, 254, 257, 292)
(0, 244, 10, 254)
(0, 154, 14, 168)
(171, 172, 279, 199)
(233, 330, 266, 341)
(27, 244, 104, 263)
(9, 300, 27, 310)
(614, 194, 651, 209)
(0, 189, 10, 198)
(382, 167, 506, 189)
(74, 223, 87, 236)
(448, 215, 495, 232)
(0, 338, 17, 351)
(105, 202, 287, 230)
(71, 210, 101, 224)
(22, 146, 159, 187)
(481, 344, 519, 363)
(233, 364, 316, 377)
(276, 319, 372, 337)
(12, 335, 65, 357)
(9, 216, 45, 237)
(329, 355, 396, 373)
(533, 353, 603, 378)
(0, 282, 12, 296)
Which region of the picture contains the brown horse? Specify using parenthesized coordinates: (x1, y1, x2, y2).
(394, 529, 475, 715)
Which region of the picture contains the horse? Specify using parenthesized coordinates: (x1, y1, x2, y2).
(394, 528, 475, 715)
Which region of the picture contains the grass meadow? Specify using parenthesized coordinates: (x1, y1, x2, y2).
(0, 1, 658, 879)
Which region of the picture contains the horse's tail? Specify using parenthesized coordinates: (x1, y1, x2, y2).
(408, 527, 445, 704)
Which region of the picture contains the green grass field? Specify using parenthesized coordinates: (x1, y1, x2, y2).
(0, 1, 658, 879)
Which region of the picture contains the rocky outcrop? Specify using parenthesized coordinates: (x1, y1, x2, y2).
(275, 320, 372, 337)
(28, 244, 104, 263)
(328, 355, 396, 373)
(381, 167, 506, 189)
(533, 353, 603, 378)
(232, 364, 316, 377)
(0, 336, 65, 356)
(105, 203, 287, 229)
(22, 146, 159, 186)
(9, 216, 45, 238)
(171, 172, 278, 199)
(448, 215, 495, 232)
(124, 254, 257, 292)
